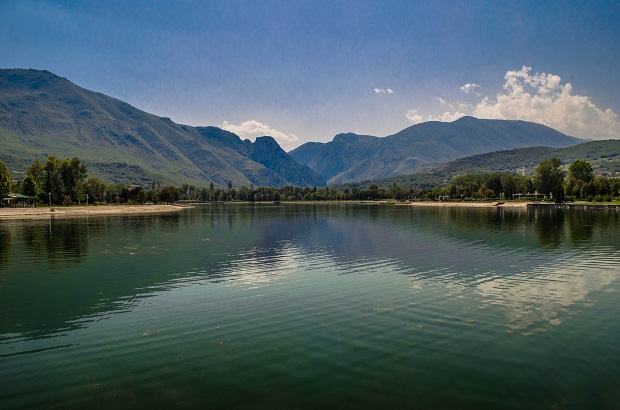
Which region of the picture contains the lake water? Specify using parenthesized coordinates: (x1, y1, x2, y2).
(1, 204, 619, 409)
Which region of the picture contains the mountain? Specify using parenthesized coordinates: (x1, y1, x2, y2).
(290, 116, 583, 184)
(0, 69, 325, 187)
(335, 139, 620, 191)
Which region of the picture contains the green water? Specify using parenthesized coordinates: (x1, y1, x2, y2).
(1, 204, 619, 409)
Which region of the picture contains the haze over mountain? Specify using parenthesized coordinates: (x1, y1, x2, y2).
(0, 69, 325, 187)
(290, 117, 583, 184)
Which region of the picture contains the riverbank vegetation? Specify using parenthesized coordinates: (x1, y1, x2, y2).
(2, 156, 620, 206)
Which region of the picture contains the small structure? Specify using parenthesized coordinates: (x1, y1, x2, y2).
(3, 193, 38, 207)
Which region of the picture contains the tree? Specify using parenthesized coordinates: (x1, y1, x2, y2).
(534, 157, 565, 202)
(44, 155, 64, 205)
(84, 177, 107, 203)
(159, 186, 180, 204)
(137, 189, 149, 204)
(0, 160, 11, 201)
(500, 174, 517, 199)
(21, 174, 38, 197)
(26, 159, 45, 188)
(568, 160, 594, 183)
(60, 157, 88, 202)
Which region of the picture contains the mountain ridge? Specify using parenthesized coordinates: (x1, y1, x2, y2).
(290, 116, 583, 184)
(334, 139, 620, 191)
(0, 68, 325, 187)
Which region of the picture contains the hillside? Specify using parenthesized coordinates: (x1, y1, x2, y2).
(341, 140, 620, 190)
(0, 69, 325, 187)
(290, 116, 583, 184)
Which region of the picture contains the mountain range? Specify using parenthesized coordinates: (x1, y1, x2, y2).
(0, 68, 588, 188)
(335, 139, 620, 191)
(0, 69, 324, 187)
(290, 117, 582, 184)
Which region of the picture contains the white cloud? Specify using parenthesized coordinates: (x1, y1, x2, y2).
(406, 66, 619, 139)
(460, 83, 480, 94)
(374, 88, 395, 94)
(405, 109, 424, 124)
(434, 111, 468, 122)
(435, 97, 447, 105)
(220, 120, 300, 145)
(471, 66, 618, 138)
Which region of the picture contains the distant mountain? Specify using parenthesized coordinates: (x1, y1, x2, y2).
(336, 139, 620, 191)
(290, 116, 583, 184)
(0, 69, 325, 187)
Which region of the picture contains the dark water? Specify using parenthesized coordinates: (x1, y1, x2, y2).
(1, 204, 619, 409)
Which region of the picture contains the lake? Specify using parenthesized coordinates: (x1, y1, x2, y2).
(1, 204, 619, 409)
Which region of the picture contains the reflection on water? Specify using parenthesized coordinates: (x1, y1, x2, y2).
(534, 207, 565, 248)
(1, 205, 620, 409)
(0, 222, 10, 268)
(476, 248, 620, 333)
(1, 206, 618, 336)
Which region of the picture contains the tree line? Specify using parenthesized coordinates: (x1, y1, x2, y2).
(2, 156, 181, 206)
(171, 157, 620, 204)
(2, 156, 619, 206)
(412, 157, 620, 203)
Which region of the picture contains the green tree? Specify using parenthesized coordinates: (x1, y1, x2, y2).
(0, 160, 12, 201)
(26, 159, 45, 188)
(60, 157, 88, 202)
(568, 160, 594, 183)
(500, 174, 517, 199)
(137, 189, 149, 204)
(159, 186, 180, 204)
(594, 176, 611, 196)
(84, 177, 107, 203)
(44, 155, 64, 205)
(21, 174, 38, 197)
(534, 157, 565, 202)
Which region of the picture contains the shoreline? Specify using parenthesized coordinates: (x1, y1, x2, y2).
(0, 204, 188, 220)
(406, 201, 530, 208)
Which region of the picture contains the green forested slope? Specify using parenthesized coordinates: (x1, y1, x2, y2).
(336, 140, 620, 190)
(0, 69, 324, 187)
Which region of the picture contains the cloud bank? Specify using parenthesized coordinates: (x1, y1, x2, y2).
(407, 66, 619, 139)
(374, 88, 395, 94)
(220, 120, 300, 145)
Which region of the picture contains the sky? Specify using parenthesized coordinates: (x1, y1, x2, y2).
(1, 0, 619, 150)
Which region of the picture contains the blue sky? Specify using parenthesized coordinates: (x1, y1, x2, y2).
(1, 0, 619, 150)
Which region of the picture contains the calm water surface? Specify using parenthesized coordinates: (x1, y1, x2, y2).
(1, 204, 619, 409)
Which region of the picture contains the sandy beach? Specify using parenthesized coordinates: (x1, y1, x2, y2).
(0, 202, 531, 220)
(406, 201, 530, 208)
(0, 205, 188, 220)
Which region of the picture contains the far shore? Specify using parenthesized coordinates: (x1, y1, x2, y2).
(3, 201, 617, 219)
(406, 201, 530, 208)
(0, 204, 188, 220)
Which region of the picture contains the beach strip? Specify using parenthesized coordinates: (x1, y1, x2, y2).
(0, 205, 188, 220)
(406, 201, 529, 208)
